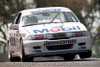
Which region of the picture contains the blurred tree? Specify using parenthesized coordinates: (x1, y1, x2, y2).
(91, 0, 100, 57)
(0, 0, 15, 48)
(0, 0, 36, 53)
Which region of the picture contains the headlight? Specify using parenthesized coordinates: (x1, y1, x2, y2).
(25, 34, 46, 40)
(25, 34, 53, 40)
(33, 34, 44, 39)
(25, 35, 33, 40)
(72, 31, 89, 37)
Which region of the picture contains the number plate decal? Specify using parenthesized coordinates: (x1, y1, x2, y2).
(44, 39, 77, 46)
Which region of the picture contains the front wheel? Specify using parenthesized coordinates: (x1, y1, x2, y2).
(63, 54, 75, 61)
(20, 40, 34, 62)
(21, 49, 34, 62)
(20, 40, 26, 62)
(79, 50, 92, 59)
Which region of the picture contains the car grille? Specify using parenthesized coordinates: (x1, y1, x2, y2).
(46, 44, 73, 50)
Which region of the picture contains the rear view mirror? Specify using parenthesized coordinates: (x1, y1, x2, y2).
(42, 13, 50, 16)
(10, 24, 19, 30)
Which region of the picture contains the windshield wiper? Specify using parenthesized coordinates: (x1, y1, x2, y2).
(22, 22, 51, 27)
(22, 23, 38, 27)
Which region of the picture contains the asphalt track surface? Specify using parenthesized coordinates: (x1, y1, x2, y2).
(0, 58, 100, 67)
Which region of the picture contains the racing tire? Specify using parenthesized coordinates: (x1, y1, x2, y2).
(20, 40, 34, 62)
(63, 54, 75, 61)
(8, 52, 13, 62)
(79, 50, 92, 59)
(9, 53, 20, 62)
(21, 49, 34, 62)
(21, 47, 26, 62)
(20, 40, 27, 62)
(8, 41, 16, 62)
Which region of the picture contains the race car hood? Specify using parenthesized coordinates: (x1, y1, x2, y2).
(22, 22, 87, 34)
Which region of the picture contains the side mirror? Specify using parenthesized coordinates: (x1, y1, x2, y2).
(11, 14, 17, 20)
(8, 23, 11, 28)
(10, 24, 19, 30)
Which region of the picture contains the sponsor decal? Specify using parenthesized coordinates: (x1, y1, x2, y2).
(10, 36, 16, 46)
(44, 39, 77, 46)
(50, 28, 61, 32)
(11, 37, 14, 46)
(11, 52, 20, 56)
(31, 9, 61, 14)
(33, 29, 49, 33)
(9, 33, 17, 46)
(33, 26, 81, 33)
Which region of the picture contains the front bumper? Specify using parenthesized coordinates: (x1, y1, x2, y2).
(26, 49, 91, 57)
(23, 36, 91, 57)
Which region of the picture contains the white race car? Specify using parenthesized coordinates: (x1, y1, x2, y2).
(7, 7, 92, 62)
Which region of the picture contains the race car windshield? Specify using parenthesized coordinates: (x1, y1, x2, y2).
(22, 12, 78, 26)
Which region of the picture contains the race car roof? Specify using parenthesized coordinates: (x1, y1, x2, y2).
(20, 7, 72, 15)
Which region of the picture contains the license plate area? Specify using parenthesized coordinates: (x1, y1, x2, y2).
(52, 33, 66, 38)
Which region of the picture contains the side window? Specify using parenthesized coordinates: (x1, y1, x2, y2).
(14, 13, 21, 24)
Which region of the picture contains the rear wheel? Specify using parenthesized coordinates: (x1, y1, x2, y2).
(8, 41, 14, 62)
(9, 52, 20, 62)
(8, 52, 13, 62)
(8, 41, 20, 62)
(63, 54, 75, 61)
(79, 50, 92, 59)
